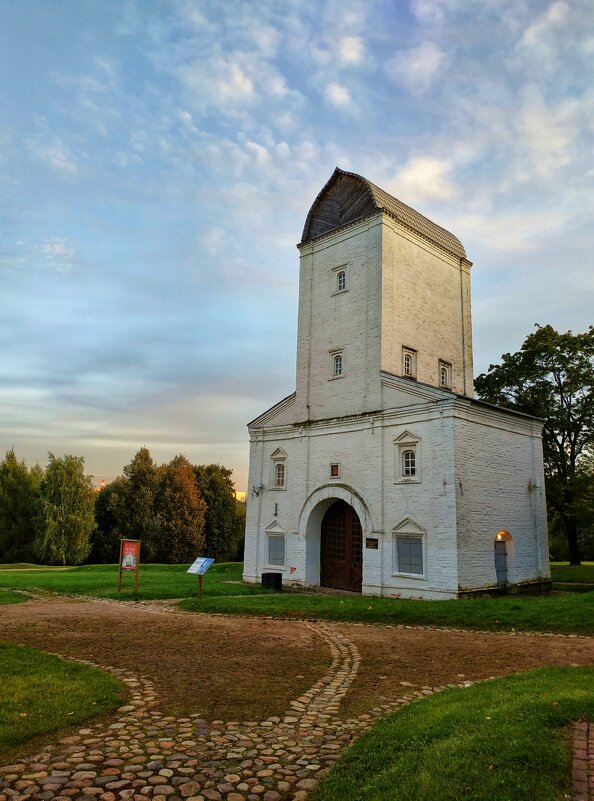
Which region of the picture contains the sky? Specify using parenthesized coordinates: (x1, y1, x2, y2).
(1, 0, 594, 491)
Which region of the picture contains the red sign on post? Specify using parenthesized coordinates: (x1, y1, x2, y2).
(121, 540, 140, 570)
(118, 539, 141, 593)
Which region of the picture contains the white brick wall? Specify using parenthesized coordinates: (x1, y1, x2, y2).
(243, 204, 549, 599)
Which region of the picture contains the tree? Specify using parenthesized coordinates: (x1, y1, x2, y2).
(474, 324, 594, 564)
(0, 449, 42, 563)
(110, 447, 160, 561)
(153, 455, 206, 562)
(88, 478, 126, 563)
(193, 464, 244, 561)
(33, 453, 96, 565)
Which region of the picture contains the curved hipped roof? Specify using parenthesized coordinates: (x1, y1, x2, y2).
(300, 167, 467, 260)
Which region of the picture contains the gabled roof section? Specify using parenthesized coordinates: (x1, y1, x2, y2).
(301, 167, 467, 260)
(248, 392, 296, 429)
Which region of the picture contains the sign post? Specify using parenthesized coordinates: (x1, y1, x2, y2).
(118, 539, 141, 593)
(187, 557, 214, 599)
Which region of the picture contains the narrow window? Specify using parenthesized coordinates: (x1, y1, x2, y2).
(337, 270, 347, 292)
(333, 353, 343, 377)
(402, 449, 416, 477)
(330, 463, 340, 478)
(396, 536, 423, 574)
(268, 535, 285, 567)
(274, 462, 285, 488)
(270, 448, 287, 490)
(402, 347, 417, 379)
(439, 360, 452, 388)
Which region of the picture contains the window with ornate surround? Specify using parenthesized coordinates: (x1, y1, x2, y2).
(269, 448, 287, 490)
(394, 431, 421, 484)
(392, 517, 426, 578)
(265, 520, 286, 567)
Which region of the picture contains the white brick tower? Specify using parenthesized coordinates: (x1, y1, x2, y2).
(243, 168, 550, 599)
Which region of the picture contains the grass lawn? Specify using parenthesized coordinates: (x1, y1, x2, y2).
(0, 589, 29, 605)
(0, 561, 273, 601)
(181, 586, 594, 635)
(0, 642, 125, 764)
(2, 561, 594, 635)
(312, 666, 594, 801)
(550, 562, 594, 584)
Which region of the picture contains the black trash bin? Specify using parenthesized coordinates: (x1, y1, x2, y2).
(261, 572, 283, 590)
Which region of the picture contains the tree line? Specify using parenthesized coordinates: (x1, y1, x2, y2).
(0, 447, 245, 566)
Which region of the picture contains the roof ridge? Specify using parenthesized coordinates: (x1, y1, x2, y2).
(300, 167, 467, 260)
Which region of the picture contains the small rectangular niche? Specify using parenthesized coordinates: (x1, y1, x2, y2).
(330, 463, 341, 478)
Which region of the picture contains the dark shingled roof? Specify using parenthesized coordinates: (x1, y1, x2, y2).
(301, 167, 467, 259)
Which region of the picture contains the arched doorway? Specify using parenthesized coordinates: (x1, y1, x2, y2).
(320, 500, 363, 592)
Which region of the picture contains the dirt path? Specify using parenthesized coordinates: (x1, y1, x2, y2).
(2, 596, 594, 801)
(2, 595, 593, 721)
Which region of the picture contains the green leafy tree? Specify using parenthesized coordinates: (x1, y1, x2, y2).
(89, 478, 126, 563)
(153, 455, 206, 562)
(110, 448, 160, 561)
(193, 464, 244, 561)
(0, 449, 42, 563)
(474, 324, 594, 564)
(33, 454, 96, 565)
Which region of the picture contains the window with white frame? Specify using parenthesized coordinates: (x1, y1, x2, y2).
(439, 360, 452, 389)
(329, 349, 344, 379)
(332, 264, 349, 295)
(392, 517, 426, 577)
(402, 347, 417, 379)
(402, 448, 416, 477)
(274, 462, 285, 488)
(394, 431, 421, 483)
(267, 534, 285, 566)
(265, 520, 286, 567)
(269, 448, 287, 490)
(396, 536, 423, 574)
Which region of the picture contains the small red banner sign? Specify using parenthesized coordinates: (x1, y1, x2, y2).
(121, 539, 140, 571)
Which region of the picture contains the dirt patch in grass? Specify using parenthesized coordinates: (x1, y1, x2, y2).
(340, 624, 594, 717)
(0, 597, 330, 720)
(2, 597, 594, 725)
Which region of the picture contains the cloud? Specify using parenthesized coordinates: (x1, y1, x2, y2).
(389, 156, 455, 203)
(520, 1, 569, 48)
(324, 82, 352, 108)
(2, 239, 78, 274)
(337, 35, 366, 65)
(385, 41, 448, 94)
(454, 207, 569, 254)
(27, 138, 79, 177)
(410, 0, 445, 25)
(510, 85, 581, 182)
(201, 228, 224, 256)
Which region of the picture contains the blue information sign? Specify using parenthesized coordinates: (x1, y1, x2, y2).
(187, 557, 214, 576)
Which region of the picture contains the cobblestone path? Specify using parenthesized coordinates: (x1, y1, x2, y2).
(1, 600, 591, 801)
(0, 607, 447, 801)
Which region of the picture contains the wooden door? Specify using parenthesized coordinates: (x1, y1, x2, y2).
(320, 500, 363, 592)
